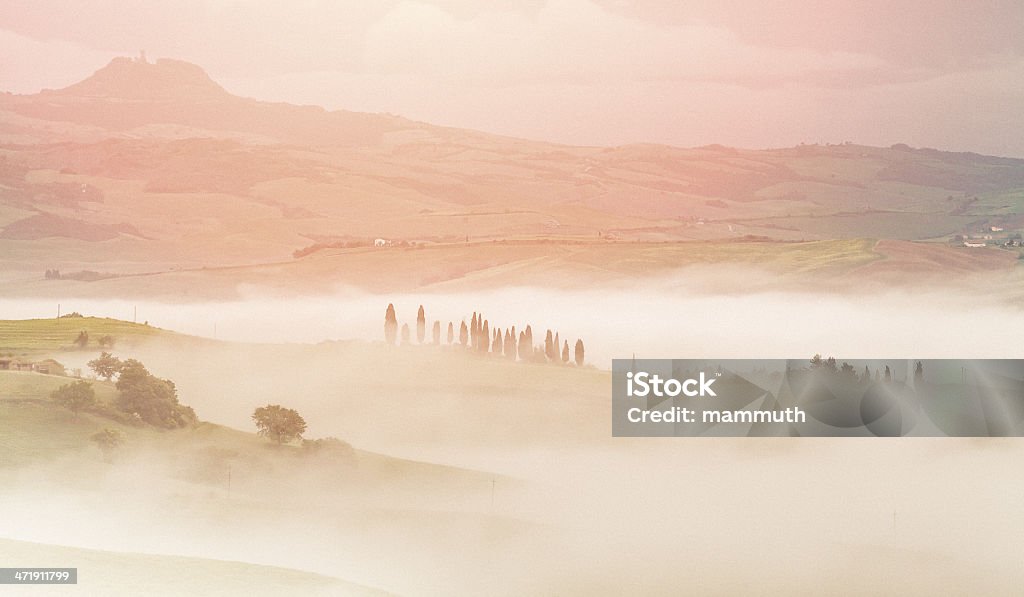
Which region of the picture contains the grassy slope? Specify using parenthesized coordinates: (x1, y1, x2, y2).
(0, 316, 197, 356)
(0, 538, 383, 597)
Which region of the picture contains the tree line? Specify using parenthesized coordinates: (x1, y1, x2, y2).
(384, 303, 585, 366)
(809, 354, 925, 384)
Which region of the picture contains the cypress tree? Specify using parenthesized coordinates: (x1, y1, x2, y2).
(384, 303, 398, 345)
(504, 329, 516, 360)
(544, 330, 554, 361)
(481, 320, 490, 353)
(401, 323, 410, 345)
(492, 328, 502, 355)
(459, 320, 469, 347)
(470, 313, 478, 349)
(432, 320, 441, 344)
(574, 339, 584, 366)
(416, 305, 426, 344)
(561, 340, 569, 363)
(447, 322, 454, 344)
(518, 332, 529, 359)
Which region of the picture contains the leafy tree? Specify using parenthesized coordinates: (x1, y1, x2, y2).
(447, 321, 454, 344)
(561, 340, 569, 364)
(116, 359, 196, 429)
(74, 330, 89, 348)
(98, 335, 115, 348)
(90, 428, 124, 462)
(810, 354, 823, 368)
(252, 404, 307, 445)
(51, 380, 96, 416)
(88, 351, 122, 380)
(432, 320, 441, 344)
(574, 339, 585, 366)
(416, 305, 426, 344)
(914, 361, 924, 383)
(384, 304, 398, 345)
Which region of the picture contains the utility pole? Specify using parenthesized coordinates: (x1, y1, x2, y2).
(57, 303, 61, 319)
(133, 306, 137, 324)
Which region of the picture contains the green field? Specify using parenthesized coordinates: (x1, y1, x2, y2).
(0, 316, 205, 357)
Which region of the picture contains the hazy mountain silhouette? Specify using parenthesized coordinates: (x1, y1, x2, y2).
(3, 56, 436, 147)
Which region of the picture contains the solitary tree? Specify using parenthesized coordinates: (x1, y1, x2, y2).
(74, 330, 89, 348)
(252, 404, 307, 445)
(88, 351, 122, 380)
(574, 339, 585, 366)
(90, 428, 124, 462)
(416, 305, 426, 344)
(116, 359, 197, 429)
(432, 320, 441, 345)
(384, 304, 398, 345)
(447, 321, 454, 344)
(51, 380, 96, 416)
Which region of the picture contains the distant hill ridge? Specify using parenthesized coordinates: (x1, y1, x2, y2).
(50, 56, 230, 101)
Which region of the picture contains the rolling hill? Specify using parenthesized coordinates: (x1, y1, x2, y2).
(2, 57, 1024, 298)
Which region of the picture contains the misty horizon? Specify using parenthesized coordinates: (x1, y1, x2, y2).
(3, 0, 1024, 157)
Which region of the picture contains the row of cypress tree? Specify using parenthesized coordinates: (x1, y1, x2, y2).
(384, 303, 585, 366)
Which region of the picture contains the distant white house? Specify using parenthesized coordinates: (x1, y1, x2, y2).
(964, 241, 986, 248)
(374, 238, 388, 248)
(990, 226, 1004, 232)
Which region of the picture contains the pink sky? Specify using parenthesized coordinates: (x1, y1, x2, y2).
(2, 0, 1023, 156)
